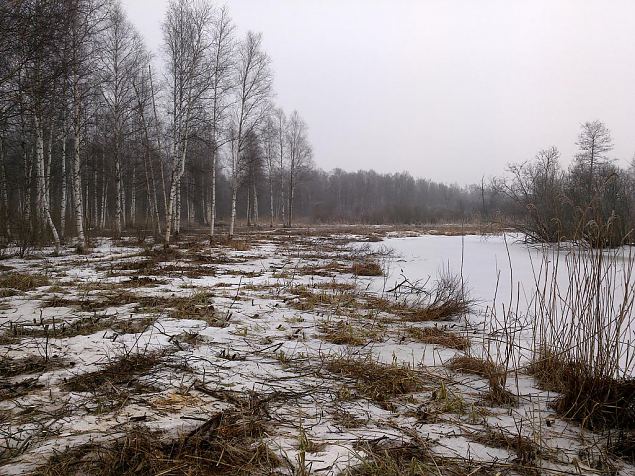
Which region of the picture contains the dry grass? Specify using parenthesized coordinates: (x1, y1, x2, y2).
(446, 355, 500, 378)
(0, 355, 69, 378)
(324, 354, 426, 402)
(314, 281, 357, 292)
(350, 261, 383, 277)
(10, 315, 155, 339)
(407, 326, 470, 351)
(341, 439, 498, 476)
(64, 351, 164, 394)
(529, 349, 635, 429)
(36, 405, 280, 475)
(36, 413, 281, 476)
(367, 295, 469, 322)
(318, 320, 383, 346)
(0, 272, 50, 291)
(289, 285, 357, 311)
(43, 290, 221, 325)
(470, 426, 540, 466)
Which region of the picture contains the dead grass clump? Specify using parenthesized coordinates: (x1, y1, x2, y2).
(529, 350, 635, 430)
(470, 426, 540, 466)
(314, 281, 357, 292)
(0, 272, 50, 291)
(351, 261, 383, 277)
(319, 320, 382, 346)
(342, 439, 503, 476)
(37, 391, 279, 475)
(141, 246, 182, 262)
(289, 285, 357, 311)
(0, 288, 20, 297)
(324, 354, 425, 402)
(120, 276, 166, 288)
(608, 430, 635, 464)
(12, 315, 155, 339)
(446, 355, 500, 378)
(0, 355, 69, 378)
(367, 295, 470, 322)
(299, 260, 350, 277)
(163, 290, 224, 325)
(407, 326, 470, 351)
(341, 440, 433, 476)
(64, 351, 164, 394)
(219, 239, 251, 252)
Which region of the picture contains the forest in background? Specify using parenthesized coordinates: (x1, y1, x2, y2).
(1, 0, 635, 252)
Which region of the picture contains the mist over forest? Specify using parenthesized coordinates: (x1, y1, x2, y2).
(2, 1, 635, 475)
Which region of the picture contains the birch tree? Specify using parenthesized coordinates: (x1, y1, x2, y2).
(99, 2, 145, 238)
(162, 0, 213, 245)
(285, 110, 312, 227)
(64, 0, 108, 252)
(206, 6, 235, 238)
(228, 31, 272, 238)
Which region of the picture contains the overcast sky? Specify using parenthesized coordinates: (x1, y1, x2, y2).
(121, 0, 635, 184)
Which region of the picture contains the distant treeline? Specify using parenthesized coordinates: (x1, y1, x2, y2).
(1, 1, 633, 250)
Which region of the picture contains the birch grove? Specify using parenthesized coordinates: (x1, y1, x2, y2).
(0, 0, 322, 251)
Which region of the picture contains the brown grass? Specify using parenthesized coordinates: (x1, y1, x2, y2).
(289, 285, 358, 311)
(64, 351, 164, 394)
(351, 261, 383, 276)
(11, 315, 155, 339)
(0, 272, 50, 291)
(36, 409, 280, 475)
(367, 295, 469, 322)
(470, 426, 540, 466)
(529, 349, 635, 429)
(318, 320, 383, 346)
(407, 326, 470, 351)
(324, 354, 426, 402)
(0, 355, 69, 378)
(341, 439, 499, 476)
(446, 355, 500, 378)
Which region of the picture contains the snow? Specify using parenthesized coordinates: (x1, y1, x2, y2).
(0, 229, 632, 474)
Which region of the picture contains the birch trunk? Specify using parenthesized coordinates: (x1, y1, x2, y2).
(0, 138, 9, 238)
(114, 133, 122, 237)
(34, 117, 60, 253)
(72, 119, 86, 251)
(253, 182, 258, 225)
(210, 149, 217, 237)
(229, 180, 237, 238)
(60, 132, 67, 241)
(130, 165, 136, 227)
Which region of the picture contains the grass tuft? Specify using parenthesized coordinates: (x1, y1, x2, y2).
(407, 326, 470, 350)
(324, 354, 426, 402)
(0, 272, 50, 291)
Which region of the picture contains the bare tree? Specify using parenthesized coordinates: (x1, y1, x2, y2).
(260, 114, 277, 227)
(274, 107, 287, 224)
(162, 0, 213, 245)
(64, 0, 108, 252)
(285, 110, 312, 227)
(227, 31, 272, 238)
(98, 2, 146, 238)
(575, 120, 613, 194)
(206, 6, 235, 238)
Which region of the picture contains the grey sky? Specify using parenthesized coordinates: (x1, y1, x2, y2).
(121, 0, 635, 184)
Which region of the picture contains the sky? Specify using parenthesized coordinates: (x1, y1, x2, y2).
(121, 0, 635, 185)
